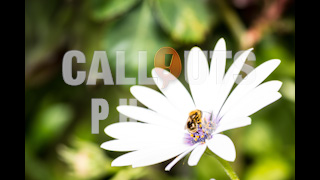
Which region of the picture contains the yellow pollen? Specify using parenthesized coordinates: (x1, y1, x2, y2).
(190, 134, 194, 137)
(196, 135, 199, 138)
(201, 135, 204, 138)
(194, 138, 198, 141)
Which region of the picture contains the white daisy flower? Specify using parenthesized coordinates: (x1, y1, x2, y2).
(101, 38, 282, 171)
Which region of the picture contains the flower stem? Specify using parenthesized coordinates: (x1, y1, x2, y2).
(205, 149, 239, 180)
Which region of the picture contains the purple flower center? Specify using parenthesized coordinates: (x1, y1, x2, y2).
(184, 111, 217, 145)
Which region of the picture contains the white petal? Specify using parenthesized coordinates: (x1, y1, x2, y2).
(132, 143, 190, 168)
(209, 38, 227, 85)
(111, 143, 191, 167)
(222, 91, 282, 121)
(242, 92, 282, 117)
(188, 143, 207, 166)
(101, 139, 186, 152)
(104, 122, 185, 143)
(165, 144, 198, 171)
(117, 105, 180, 128)
(207, 134, 236, 162)
(152, 68, 196, 116)
(212, 48, 253, 116)
(219, 80, 282, 118)
(214, 117, 251, 134)
(207, 38, 227, 107)
(130, 85, 185, 124)
(111, 150, 141, 166)
(218, 60, 281, 117)
(100, 140, 146, 152)
(187, 47, 211, 111)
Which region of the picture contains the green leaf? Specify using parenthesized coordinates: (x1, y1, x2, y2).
(154, 0, 212, 43)
(90, 0, 140, 21)
(242, 120, 275, 156)
(29, 102, 73, 150)
(103, 1, 172, 77)
(244, 155, 291, 180)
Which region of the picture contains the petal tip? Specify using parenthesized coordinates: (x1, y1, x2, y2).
(218, 37, 226, 42)
(100, 142, 107, 149)
(216, 38, 226, 47)
(273, 59, 281, 66)
(116, 106, 123, 112)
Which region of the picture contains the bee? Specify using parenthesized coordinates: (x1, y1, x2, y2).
(185, 109, 202, 133)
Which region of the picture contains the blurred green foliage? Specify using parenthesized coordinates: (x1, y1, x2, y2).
(25, 0, 295, 179)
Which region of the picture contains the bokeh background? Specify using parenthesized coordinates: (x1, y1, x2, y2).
(25, 0, 295, 179)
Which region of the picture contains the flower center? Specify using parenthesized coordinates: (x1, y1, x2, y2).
(184, 110, 216, 145)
